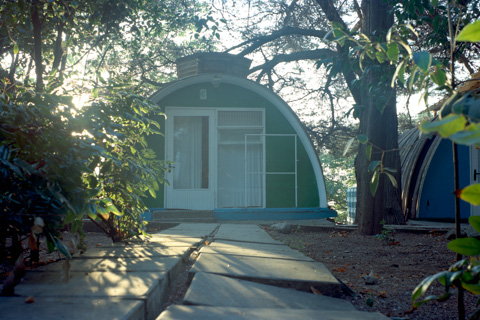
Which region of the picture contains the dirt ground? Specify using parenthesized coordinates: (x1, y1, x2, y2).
(266, 226, 477, 320)
(2, 226, 477, 320)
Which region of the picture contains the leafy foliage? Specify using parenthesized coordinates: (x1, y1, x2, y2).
(319, 153, 355, 223)
(0, 0, 216, 295)
(412, 217, 480, 319)
(409, 12, 480, 319)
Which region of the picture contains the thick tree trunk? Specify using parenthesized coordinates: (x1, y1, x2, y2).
(354, 0, 404, 235)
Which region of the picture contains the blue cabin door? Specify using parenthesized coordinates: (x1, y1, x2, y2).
(165, 108, 216, 210)
(471, 146, 480, 216)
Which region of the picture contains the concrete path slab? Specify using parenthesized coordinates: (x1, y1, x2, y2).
(184, 272, 355, 310)
(16, 270, 167, 320)
(214, 224, 283, 244)
(75, 245, 191, 259)
(139, 235, 204, 247)
(29, 255, 183, 273)
(157, 223, 218, 237)
(200, 240, 313, 261)
(157, 306, 391, 320)
(189, 253, 341, 296)
(0, 297, 145, 320)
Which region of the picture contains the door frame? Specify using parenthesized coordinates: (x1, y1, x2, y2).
(164, 107, 217, 210)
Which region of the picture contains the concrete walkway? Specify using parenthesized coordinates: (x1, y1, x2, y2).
(1, 223, 389, 320)
(158, 224, 389, 320)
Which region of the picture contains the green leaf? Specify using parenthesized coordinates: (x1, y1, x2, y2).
(431, 0, 439, 6)
(370, 169, 380, 196)
(13, 43, 19, 54)
(430, 68, 446, 86)
(449, 130, 480, 146)
(413, 52, 432, 72)
(457, 184, 480, 205)
(53, 236, 72, 259)
(385, 172, 398, 188)
(149, 187, 157, 198)
(46, 236, 55, 253)
(375, 51, 386, 64)
(366, 144, 372, 161)
(469, 216, 480, 234)
(368, 160, 381, 172)
(448, 237, 480, 256)
(457, 19, 480, 42)
(343, 137, 355, 156)
(357, 134, 368, 144)
(387, 43, 399, 62)
(391, 61, 405, 88)
(107, 204, 123, 216)
(419, 114, 466, 138)
(412, 271, 449, 307)
(462, 283, 480, 295)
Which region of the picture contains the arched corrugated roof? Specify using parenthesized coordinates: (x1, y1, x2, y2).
(399, 128, 441, 219)
(150, 73, 328, 208)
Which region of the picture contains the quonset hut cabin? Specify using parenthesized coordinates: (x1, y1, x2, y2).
(144, 52, 335, 220)
(400, 72, 480, 221)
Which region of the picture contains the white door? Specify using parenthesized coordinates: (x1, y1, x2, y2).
(471, 146, 480, 216)
(165, 108, 215, 210)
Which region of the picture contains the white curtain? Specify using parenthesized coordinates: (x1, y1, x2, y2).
(173, 116, 204, 189)
(245, 140, 263, 207)
(217, 110, 264, 208)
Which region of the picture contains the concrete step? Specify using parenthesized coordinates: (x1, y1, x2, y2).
(152, 210, 216, 223)
(0, 297, 144, 320)
(189, 224, 342, 296)
(2, 224, 221, 320)
(157, 306, 391, 320)
(200, 239, 314, 261)
(184, 272, 355, 310)
(189, 252, 341, 296)
(213, 224, 284, 244)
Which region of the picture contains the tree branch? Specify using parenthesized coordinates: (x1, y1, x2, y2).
(226, 27, 329, 56)
(52, 21, 64, 72)
(313, 0, 348, 30)
(248, 48, 335, 74)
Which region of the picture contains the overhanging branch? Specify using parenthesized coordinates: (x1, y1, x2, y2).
(226, 27, 329, 56)
(248, 48, 335, 74)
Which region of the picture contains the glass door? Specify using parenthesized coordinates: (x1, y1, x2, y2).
(165, 108, 215, 210)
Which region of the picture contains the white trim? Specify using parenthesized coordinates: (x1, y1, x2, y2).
(151, 74, 328, 208)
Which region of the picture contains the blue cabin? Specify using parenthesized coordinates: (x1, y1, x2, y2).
(399, 128, 474, 221)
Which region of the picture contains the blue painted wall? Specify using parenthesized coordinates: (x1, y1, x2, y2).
(417, 140, 470, 220)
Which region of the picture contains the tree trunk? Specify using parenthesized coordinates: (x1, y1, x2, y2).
(31, 0, 44, 93)
(354, 0, 404, 235)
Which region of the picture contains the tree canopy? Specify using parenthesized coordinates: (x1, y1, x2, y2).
(213, 0, 480, 234)
(0, 0, 218, 276)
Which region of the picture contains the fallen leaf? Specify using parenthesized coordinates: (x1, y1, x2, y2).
(332, 266, 347, 272)
(311, 286, 322, 295)
(25, 296, 35, 303)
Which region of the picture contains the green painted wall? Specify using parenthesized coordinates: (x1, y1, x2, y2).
(143, 82, 320, 209)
